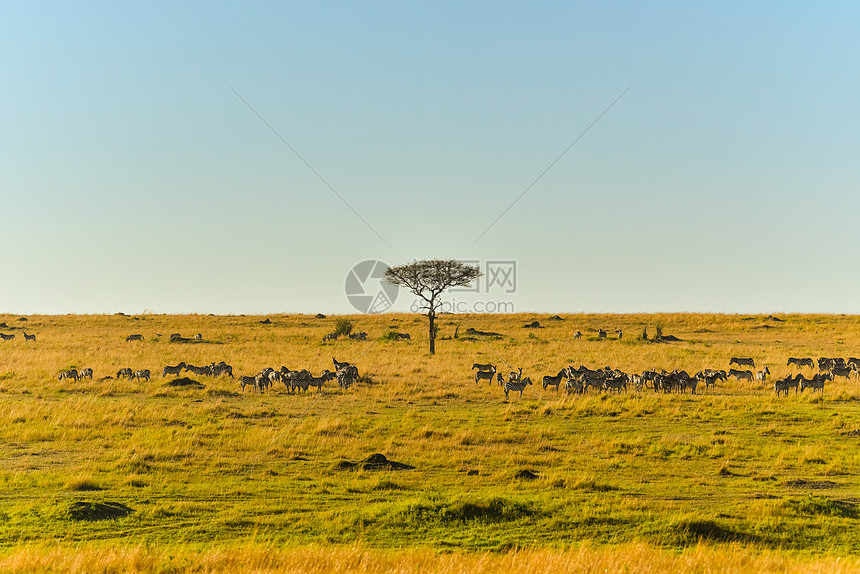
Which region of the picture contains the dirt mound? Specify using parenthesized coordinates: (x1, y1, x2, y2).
(67, 501, 133, 521)
(514, 469, 539, 480)
(783, 479, 839, 489)
(166, 377, 205, 389)
(658, 335, 682, 342)
(546, 315, 564, 321)
(753, 325, 776, 330)
(361, 453, 414, 470)
(765, 315, 785, 322)
(315, 313, 327, 319)
(260, 318, 272, 324)
(523, 321, 542, 328)
(465, 328, 503, 337)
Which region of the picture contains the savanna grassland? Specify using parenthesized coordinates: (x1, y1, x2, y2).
(2, 312, 860, 573)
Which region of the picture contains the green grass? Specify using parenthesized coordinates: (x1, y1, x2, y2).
(2, 312, 860, 565)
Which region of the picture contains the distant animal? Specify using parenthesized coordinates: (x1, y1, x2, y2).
(126, 334, 144, 342)
(348, 332, 368, 340)
(23, 332, 35, 342)
(184, 363, 213, 376)
(323, 333, 338, 342)
(240, 375, 257, 393)
(131, 369, 151, 382)
(598, 329, 607, 340)
(58, 369, 79, 382)
(573, 331, 582, 340)
(787, 357, 814, 368)
(472, 363, 495, 372)
(79, 368, 93, 380)
(475, 367, 496, 386)
(0, 333, 15, 341)
(307, 370, 335, 392)
(755, 367, 771, 384)
(508, 368, 523, 384)
(730, 357, 755, 367)
(211, 362, 234, 378)
(504, 377, 533, 400)
(615, 329, 623, 340)
(162, 362, 187, 377)
(116, 368, 133, 379)
(194, 333, 203, 340)
(394, 332, 411, 340)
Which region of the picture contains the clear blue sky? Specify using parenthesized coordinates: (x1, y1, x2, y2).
(2, 2, 858, 314)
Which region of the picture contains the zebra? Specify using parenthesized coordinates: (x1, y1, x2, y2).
(729, 357, 755, 367)
(508, 368, 523, 384)
(598, 329, 607, 339)
(728, 369, 753, 382)
(395, 332, 411, 340)
(131, 369, 151, 382)
(604, 376, 628, 393)
(583, 374, 605, 393)
(194, 333, 203, 340)
(755, 367, 771, 384)
(541, 369, 567, 392)
(162, 362, 187, 377)
(565, 378, 584, 394)
(184, 363, 213, 376)
(79, 368, 94, 380)
(472, 363, 495, 372)
(573, 331, 582, 340)
(23, 332, 35, 342)
(58, 369, 79, 382)
(348, 332, 368, 340)
(333, 357, 351, 371)
(211, 362, 234, 378)
(774, 376, 791, 397)
(615, 329, 623, 340)
(337, 365, 359, 390)
(504, 376, 533, 400)
(830, 365, 854, 380)
(787, 357, 814, 368)
(701, 373, 720, 392)
(126, 334, 144, 342)
(239, 375, 257, 392)
(847, 358, 860, 370)
(800, 373, 830, 393)
(0, 333, 15, 341)
(307, 370, 335, 392)
(323, 333, 338, 341)
(116, 367, 133, 379)
(475, 367, 496, 386)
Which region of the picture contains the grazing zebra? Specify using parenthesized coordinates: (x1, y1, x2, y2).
(348, 332, 368, 340)
(395, 332, 411, 340)
(23, 332, 35, 342)
(573, 331, 582, 340)
(542, 369, 567, 392)
(475, 367, 496, 386)
(79, 368, 94, 380)
(830, 365, 854, 380)
(504, 376, 533, 400)
(755, 367, 771, 384)
(212, 362, 234, 378)
(728, 369, 753, 382)
(0, 333, 15, 341)
(323, 333, 338, 341)
(116, 367, 133, 379)
(132, 369, 151, 382)
(598, 329, 607, 339)
(729, 357, 755, 367)
(337, 365, 359, 390)
(565, 378, 584, 394)
(787, 357, 814, 368)
(333, 357, 351, 371)
(58, 369, 79, 382)
(162, 362, 187, 377)
(184, 363, 213, 376)
(604, 376, 628, 393)
(126, 334, 144, 342)
(307, 370, 335, 392)
(472, 363, 495, 372)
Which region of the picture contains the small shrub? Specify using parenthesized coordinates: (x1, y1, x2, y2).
(333, 319, 354, 337)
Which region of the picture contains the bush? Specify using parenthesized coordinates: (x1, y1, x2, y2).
(333, 319, 354, 337)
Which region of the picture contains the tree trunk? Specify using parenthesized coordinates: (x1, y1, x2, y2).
(428, 309, 436, 355)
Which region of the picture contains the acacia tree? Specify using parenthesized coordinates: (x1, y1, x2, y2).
(384, 259, 482, 355)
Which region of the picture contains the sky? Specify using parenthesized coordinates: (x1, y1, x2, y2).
(2, 2, 859, 315)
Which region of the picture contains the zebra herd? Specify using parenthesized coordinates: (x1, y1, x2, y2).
(240, 357, 360, 394)
(472, 355, 860, 399)
(0, 332, 35, 341)
(323, 331, 369, 342)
